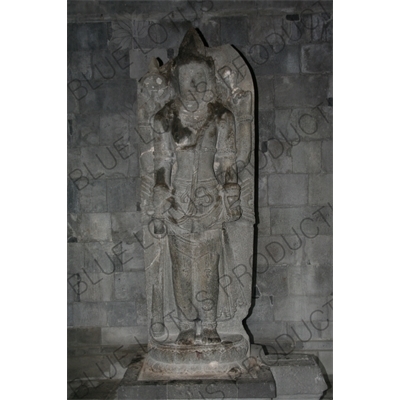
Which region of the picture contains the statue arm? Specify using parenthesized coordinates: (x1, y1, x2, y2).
(215, 110, 238, 186)
(152, 109, 174, 224)
(216, 110, 242, 221)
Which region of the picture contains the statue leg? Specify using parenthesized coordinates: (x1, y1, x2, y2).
(169, 234, 198, 345)
(197, 230, 221, 344)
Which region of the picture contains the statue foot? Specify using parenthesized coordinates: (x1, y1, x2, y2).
(201, 328, 221, 344)
(176, 329, 196, 345)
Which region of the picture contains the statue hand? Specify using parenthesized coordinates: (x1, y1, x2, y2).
(223, 183, 242, 222)
(152, 185, 172, 235)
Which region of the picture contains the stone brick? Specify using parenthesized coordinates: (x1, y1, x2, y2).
(68, 354, 126, 382)
(79, 180, 107, 212)
(107, 302, 137, 326)
(303, 265, 332, 297)
(154, 19, 193, 50)
(68, 213, 82, 242)
(109, 45, 134, 72)
(68, 178, 81, 213)
(84, 241, 123, 274)
(119, 382, 167, 400)
(92, 50, 130, 81)
(220, 16, 248, 46)
(99, 113, 129, 146)
(107, 178, 138, 212)
(327, 73, 333, 99)
(309, 174, 333, 205)
(110, 212, 141, 243)
(259, 109, 275, 143)
(248, 321, 286, 341)
(273, 294, 305, 321)
(320, 297, 333, 322)
(110, 214, 145, 271)
(80, 145, 130, 180)
(294, 340, 333, 353)
(249, 15, 312, 47)
(275, 107, 332, 142)
(286, 320, 316, 343)
(68, 51, 92, 82)
(245, 44, 300, 75)
(258, 174, 268, 205)
(260, 234, 305, 267)
(68, 274, 79, 302)
(68, 327, 102, 346)
(209, 0, 256, 12)
(268, 354, 328, 396)
(198, 19, 220, 47)
(67, 89, 79, 114)
(68, 22, 109, 52)
(273, 295, 328, 321)
(80, 213, 112, 242)
(79, 273, 114, 302)
(114, 271, 146, 302)
(68, 243, 85, 273)
(74, 114, 100, 147)
(257, 206, 270, 237)
(267, 174, 308, 206)
(129, 48, 168, 80)
(287, 266, 305, 295)
(262, 139, 293, 174)
(315, 321, 333, 340)
(168, 381, 238, 399)
(128, 148, 141, 178)
(67, 116, 75, 148)
(321, 140, 333, 173)
(318, 350, 333, 376)
(73, 302, 108, 326)
(270, 206, 332, 236)
(237, 377, 276, 399)
(274, 75, 330, 108)
(67, 0, 103, 19)
(68, 303, 74, 326)
(303, 235, 333, 267)
(311, 13, 333, 42)
(120, 242, 145, 272)
(124, 18, 190, 51)
(101, 326, 148, 345)
(291, 140, 322, 173)
(257, 265, 289, 297)
(79, 79, 137, 115)
(67, 278, 80, 303)
(247, 296, 274, 325)
(301, 43, 332, 73)
(257, 75, 274, 111)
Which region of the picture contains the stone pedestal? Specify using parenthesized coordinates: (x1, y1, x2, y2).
(117, 345, 328, 400)
(139, 334, 249, 380)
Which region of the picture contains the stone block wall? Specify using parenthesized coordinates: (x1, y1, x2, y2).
(68, 0, 333, 384)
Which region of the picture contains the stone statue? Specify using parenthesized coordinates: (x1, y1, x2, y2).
(137, 28, 255, 379)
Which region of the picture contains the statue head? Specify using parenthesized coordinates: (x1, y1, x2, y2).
(173, 28, 216, 108)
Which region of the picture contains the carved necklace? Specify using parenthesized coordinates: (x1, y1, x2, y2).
(179, 105, 209, 131)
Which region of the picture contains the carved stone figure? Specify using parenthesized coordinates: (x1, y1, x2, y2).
(137, 28, 255, 380)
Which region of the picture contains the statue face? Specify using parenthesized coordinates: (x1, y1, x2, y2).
(178, 62, 210, 106)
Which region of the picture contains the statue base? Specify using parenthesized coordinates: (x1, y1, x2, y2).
(118, 345, 329, 399)
(138, 334, 249, 380)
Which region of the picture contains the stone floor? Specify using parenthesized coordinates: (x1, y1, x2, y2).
(67, 345, 333, 399)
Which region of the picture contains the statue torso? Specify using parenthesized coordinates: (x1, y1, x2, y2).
(159, 100, 229, 233)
